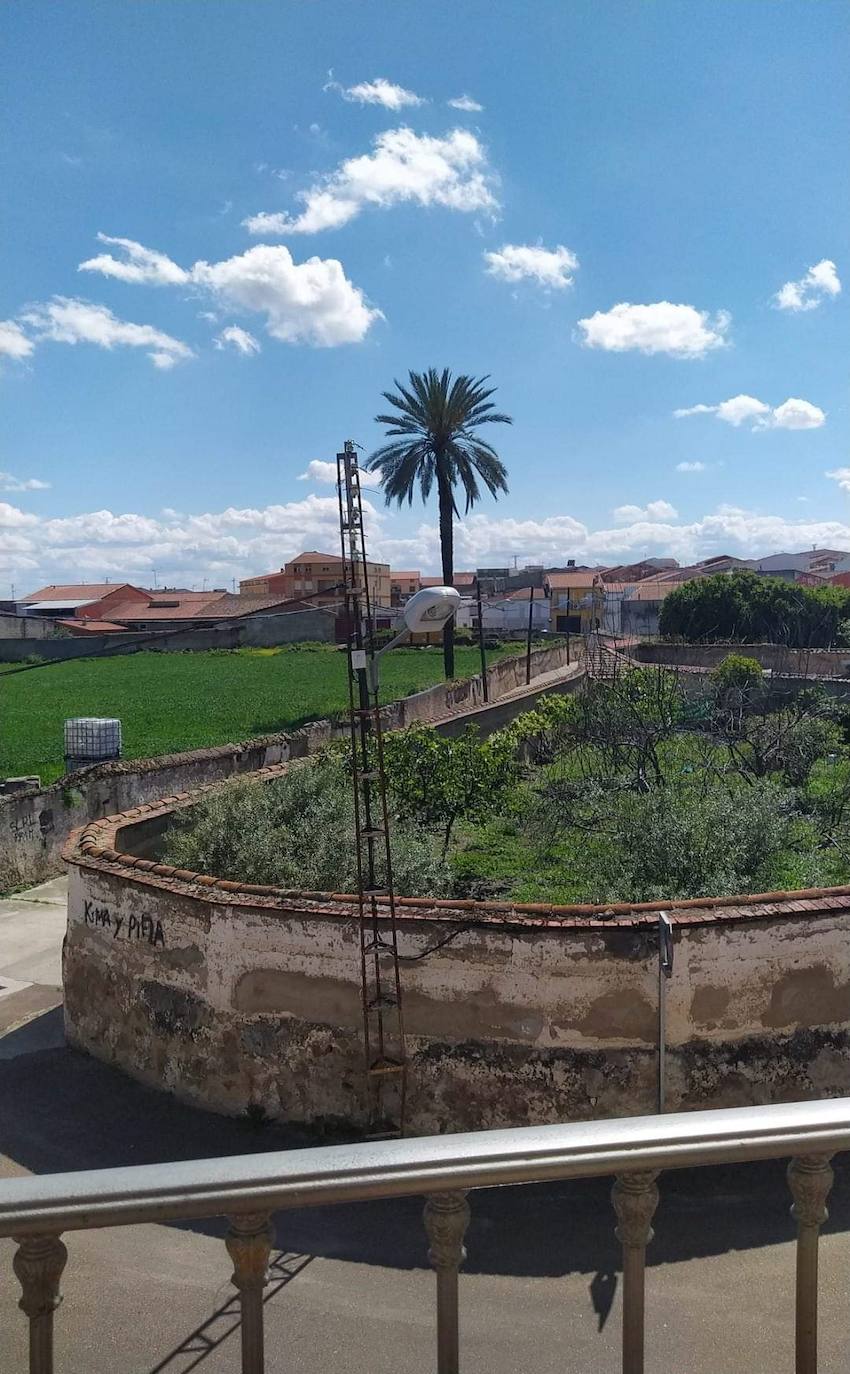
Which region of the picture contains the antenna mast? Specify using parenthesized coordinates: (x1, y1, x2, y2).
(336, 441, 407, 1136)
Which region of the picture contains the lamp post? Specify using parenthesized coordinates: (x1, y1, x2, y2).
(358, 586, 461, 692)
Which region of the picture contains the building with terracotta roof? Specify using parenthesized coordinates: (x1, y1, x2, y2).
(544, 568, 609, 633)
(240, 551, 391, 608)
(20, 582, 150, 620)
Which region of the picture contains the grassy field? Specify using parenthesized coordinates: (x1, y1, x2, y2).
(0, 643, 516, 783)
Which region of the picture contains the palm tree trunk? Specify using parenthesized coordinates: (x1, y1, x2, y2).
(436, 464, 455, 679)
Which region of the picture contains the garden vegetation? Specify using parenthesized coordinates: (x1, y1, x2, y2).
(162, 657, 850, 906)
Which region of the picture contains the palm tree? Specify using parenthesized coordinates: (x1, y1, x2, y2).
(367, 368, 512, 678)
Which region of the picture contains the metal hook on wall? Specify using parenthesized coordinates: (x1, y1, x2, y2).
(657, 913, 674, 1114)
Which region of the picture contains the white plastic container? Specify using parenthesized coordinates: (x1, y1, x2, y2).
(63, 717, 123, 763)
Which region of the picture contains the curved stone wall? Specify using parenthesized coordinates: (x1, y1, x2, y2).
(62, 784, 850, 1134)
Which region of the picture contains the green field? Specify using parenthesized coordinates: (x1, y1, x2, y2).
(0, 644, 514, 783)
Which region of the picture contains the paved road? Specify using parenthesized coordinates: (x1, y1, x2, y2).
(0, 876, 66, 1037)
(0, 879, 849, 1372)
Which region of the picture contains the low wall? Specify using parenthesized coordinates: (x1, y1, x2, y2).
(63, 797, 850, 1134)
(0, 610, 337, 663)
(0, 614, 63, 641)
(634, 641, 850, 676)
(0, 643, 578, 890)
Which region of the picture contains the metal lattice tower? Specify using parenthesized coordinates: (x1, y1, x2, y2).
(336, 441, 407, 1136)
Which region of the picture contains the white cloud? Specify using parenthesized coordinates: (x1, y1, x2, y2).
(448, 94, 483, 112)
(1, 494, 383, 588)
(297, 459, 382, 488)
(0, 472, 50, 492)
(613, 500, 678, 524)
(769, 398, 826, 430)
(192, 245, 381, 346)
(79, 238, 381, 348)
(484, 242, 578, 290)
(242, 126, 497, 235)
(827, 468, 850, 493)
(675, 461, 707, 472)
(328, 76, 426, 110)
(21, 298, 193, 369)
(774, 259, 841, 312)
(79, 234, 189, 286)
(0, 321, 35, 361)
(675, 394, 769, 426)
(675, 393, 825, 430)
(214, 325, 261, 356)
(577, 302, 730, 358)
(11, 494, 850, 592)
(378, 505, 850, 574)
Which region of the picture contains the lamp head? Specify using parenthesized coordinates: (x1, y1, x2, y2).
(401, 585, 461, 634)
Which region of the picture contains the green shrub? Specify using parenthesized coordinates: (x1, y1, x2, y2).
(162, 752, 451, 895)
(710, 653, 764, 696)
(660, 569, 849, 647)
(383, 722, 519, 852)
(544, 778, 830, 903)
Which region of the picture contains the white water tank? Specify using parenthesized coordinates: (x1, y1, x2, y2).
(64, 717, 122, 765)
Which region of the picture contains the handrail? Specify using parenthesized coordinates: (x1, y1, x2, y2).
(1, 1097, 849, 1237)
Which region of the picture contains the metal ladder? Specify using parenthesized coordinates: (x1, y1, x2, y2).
(336, 442, 407, 1136)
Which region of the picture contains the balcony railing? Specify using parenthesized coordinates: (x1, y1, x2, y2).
(1, 1097, 848, 1374)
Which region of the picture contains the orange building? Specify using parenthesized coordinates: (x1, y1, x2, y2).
(241, 551, 391, 608)
(390, 571, 421, 605)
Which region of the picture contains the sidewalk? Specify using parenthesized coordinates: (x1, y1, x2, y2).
(0, 876, 66, 1037)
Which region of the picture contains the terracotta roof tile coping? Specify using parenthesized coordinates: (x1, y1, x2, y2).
(64, 778, 850, 930)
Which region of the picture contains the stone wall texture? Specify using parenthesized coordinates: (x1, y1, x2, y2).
(1, 642, 578, 890)
(63, 794, 850, 1136)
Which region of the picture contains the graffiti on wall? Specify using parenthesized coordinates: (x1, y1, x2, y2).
(83, 900, 165, 947)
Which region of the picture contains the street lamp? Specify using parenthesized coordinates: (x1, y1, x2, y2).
(352, 585, 461, 690)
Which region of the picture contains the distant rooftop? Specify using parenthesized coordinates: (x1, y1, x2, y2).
(22, 581, 139, 603)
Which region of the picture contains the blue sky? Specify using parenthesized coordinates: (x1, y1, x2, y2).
(2, 0, 848, 591)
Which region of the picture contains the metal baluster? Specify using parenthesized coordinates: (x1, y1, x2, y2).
(424, 1191, 471, 1374)
(612, 1171, 659, 1374)
(226, 1212, 274, 1374)
(13, 1234, 68, 1374)
(788, 1154, 834, 1374)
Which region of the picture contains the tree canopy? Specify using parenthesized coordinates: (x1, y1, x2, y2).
(367, 368, 511, 678)
(659, 570, 850, 647)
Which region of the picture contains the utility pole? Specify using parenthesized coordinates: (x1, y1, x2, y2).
(525, 584, 534, 685)
(337, 442, 406, 1137)
(475, 576, 488, 702)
